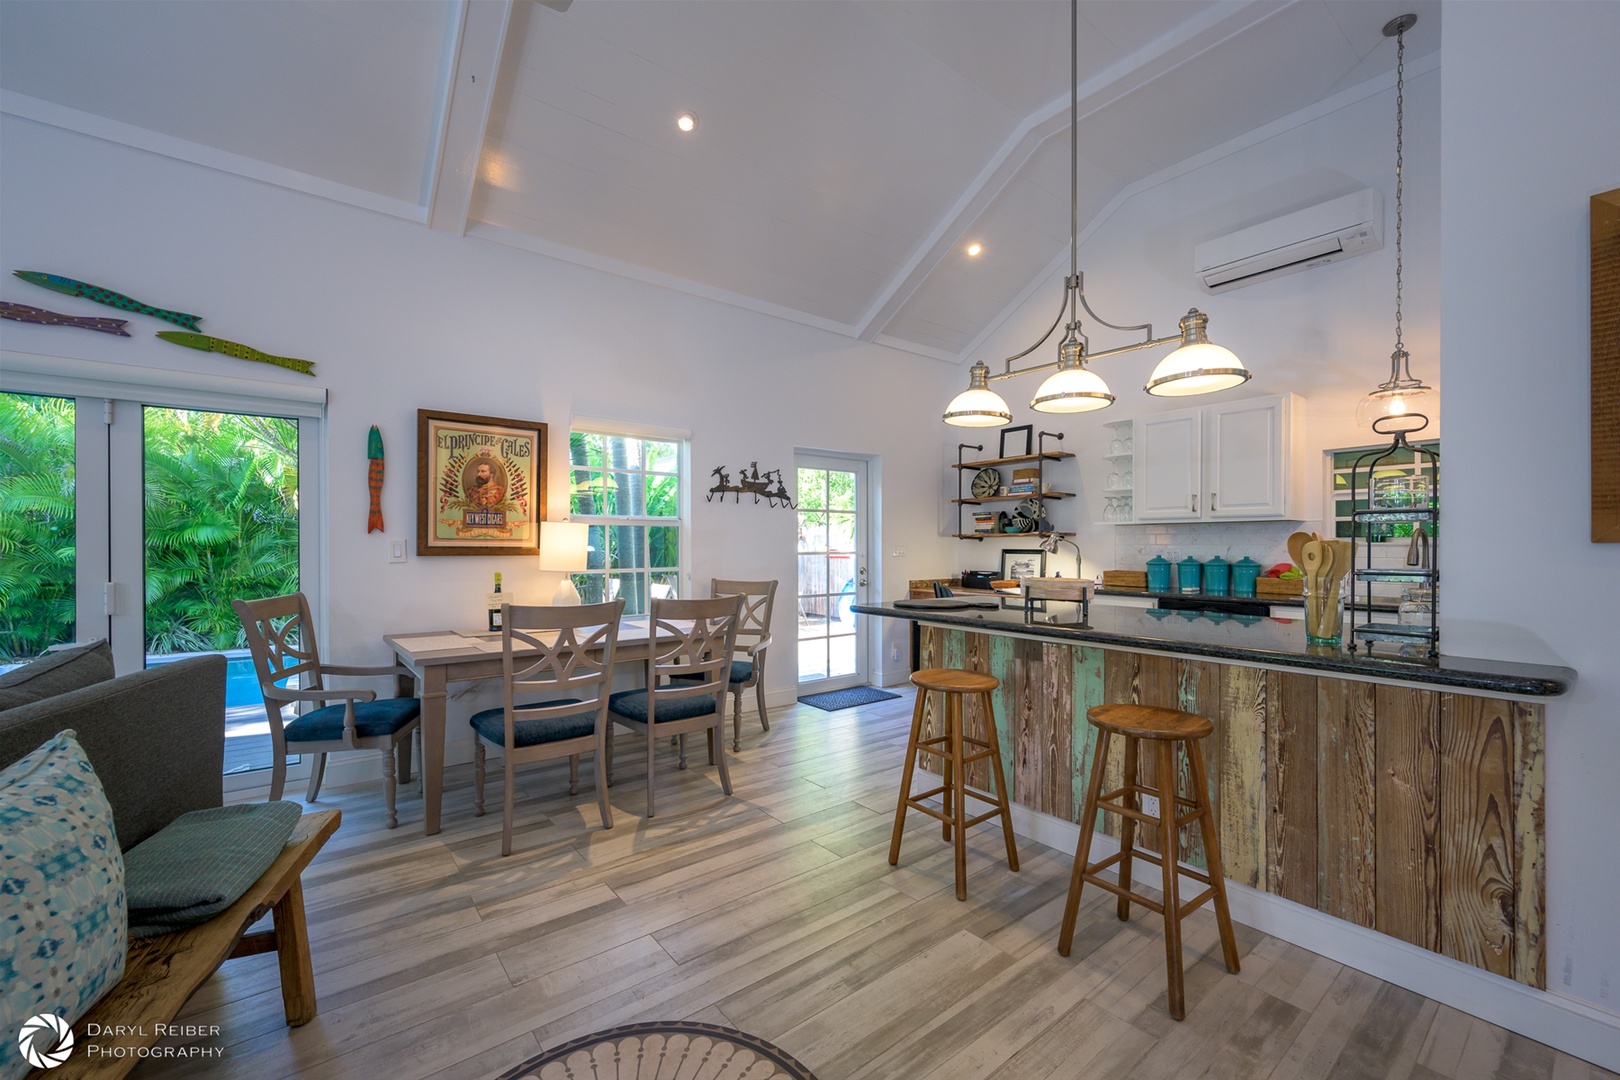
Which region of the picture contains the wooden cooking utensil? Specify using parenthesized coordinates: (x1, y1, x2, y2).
(1287, 531, 1313, 570)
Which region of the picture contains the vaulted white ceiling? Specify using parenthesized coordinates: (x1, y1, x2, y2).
(0, 0, 1440, 362)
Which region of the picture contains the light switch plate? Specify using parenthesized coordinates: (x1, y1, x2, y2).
(388, 539, 407, 563)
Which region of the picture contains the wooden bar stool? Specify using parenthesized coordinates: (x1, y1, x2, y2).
(1058, 703, 1240, 1020)
(888, 668, 1019, 900)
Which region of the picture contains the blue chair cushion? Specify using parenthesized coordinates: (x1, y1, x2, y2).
(608, 688, 718, 724)
(468, 699, 598, 748)
(283, 696, 420, 742)
(671, 660, 753, 685)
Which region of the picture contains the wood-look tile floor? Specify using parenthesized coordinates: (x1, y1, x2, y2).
(133, 692, 1614, 1080)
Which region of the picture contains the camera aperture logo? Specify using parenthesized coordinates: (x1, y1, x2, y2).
(20, 1013, 73, 1069)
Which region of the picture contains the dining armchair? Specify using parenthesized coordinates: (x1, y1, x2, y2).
(470, 600, 624, 855)
(233, 592, 421, 828)
(606, 594, 742, 817)
(709, 578, 777, 751)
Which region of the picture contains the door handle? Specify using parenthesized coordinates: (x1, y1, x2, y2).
(1190, 495, 1198, 514)
(857, 565, 868, 587)
(1211, 492, 1217, 512)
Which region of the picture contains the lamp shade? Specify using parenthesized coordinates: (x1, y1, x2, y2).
(1144, 310, 1250, 397)
(1031, 364, 1114, 413)
(538, 520, 590, 605)
(944, 360, 1012, 427)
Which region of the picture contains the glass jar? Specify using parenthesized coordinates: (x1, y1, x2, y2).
(1371, 473, 1430, 509)
(1398, 586, 1434, 626)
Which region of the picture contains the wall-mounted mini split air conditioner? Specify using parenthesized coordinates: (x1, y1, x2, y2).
(1194, 188, 1383, 292)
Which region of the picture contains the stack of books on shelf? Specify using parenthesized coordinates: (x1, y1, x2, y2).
(1007, 467, 1040, 496)
(972, 511, 998, 533)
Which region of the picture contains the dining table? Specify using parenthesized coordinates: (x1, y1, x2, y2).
(384, 617, 676, 835)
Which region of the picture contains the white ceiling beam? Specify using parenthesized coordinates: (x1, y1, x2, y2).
(854, 0, 1293, 354)
(425, 0, 513, 235)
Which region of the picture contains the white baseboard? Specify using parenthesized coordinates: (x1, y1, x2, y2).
(1007, 805, 1620, 1072)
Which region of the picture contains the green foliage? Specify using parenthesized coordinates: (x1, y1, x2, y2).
(0, 395, 77, 662)
(0, 395, 300, 663)
(142, 410, 299, 654)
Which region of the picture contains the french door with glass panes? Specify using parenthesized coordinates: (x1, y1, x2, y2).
(795, 454, 869, 693)
(1, 366, 322, 789)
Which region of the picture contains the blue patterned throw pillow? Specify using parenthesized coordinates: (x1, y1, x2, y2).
(0, 731, 126, 1080)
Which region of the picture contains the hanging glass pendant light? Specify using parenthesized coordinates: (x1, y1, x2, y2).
(1357, 14, 1434, 433)
(943, 360, 1013, 426)
(943, 0, 1245, 425)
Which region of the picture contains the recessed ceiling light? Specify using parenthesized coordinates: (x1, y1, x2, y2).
(966, 242, 983, 257)
(676, 112, 697, 133)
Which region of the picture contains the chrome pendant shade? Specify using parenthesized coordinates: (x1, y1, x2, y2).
(943, 0, 1246, 427)
(1358, 13, 1434, 434)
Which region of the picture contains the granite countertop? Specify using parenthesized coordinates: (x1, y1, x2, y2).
(853, 600, 1575, 698)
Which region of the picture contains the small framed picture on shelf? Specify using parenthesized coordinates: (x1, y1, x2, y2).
(998, 424, 1033, 459)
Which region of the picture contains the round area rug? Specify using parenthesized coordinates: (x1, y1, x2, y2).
(493, 1021, 819, 1080)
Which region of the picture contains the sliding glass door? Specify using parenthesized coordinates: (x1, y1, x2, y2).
(1, 368, 321, 787)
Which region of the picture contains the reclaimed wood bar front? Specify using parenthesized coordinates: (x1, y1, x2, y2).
(855, 600, 1574, 991)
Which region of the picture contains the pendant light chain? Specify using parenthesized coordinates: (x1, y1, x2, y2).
(1394, 23, 1405, 356)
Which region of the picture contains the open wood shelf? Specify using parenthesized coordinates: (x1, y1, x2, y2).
(953, 492, 1074, 504)
(950, 452, 1075, 469)
(952, 531, 1072, 541)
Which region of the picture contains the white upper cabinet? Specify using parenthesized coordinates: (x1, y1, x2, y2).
(1136, 410, 1201, 520)
(1134, 393, 1301, 522)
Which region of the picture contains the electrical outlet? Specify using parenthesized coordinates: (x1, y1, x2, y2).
(1140, 794, 1160, 818)
(890, 643, 901, 662)
(388, 539, 407, 564)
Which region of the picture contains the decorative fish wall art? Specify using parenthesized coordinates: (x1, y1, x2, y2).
(0, 300, 130, 336)
(155, 331, 315, 376)
(13, 270, 201, 330)
(368, 426, 385, 534)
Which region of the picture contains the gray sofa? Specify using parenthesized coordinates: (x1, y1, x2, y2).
(0, 640, 225, 850)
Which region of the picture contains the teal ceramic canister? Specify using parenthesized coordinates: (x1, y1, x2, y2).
(1146, 555, 1172, 593)
(1177, 555, 1203, 593)
(1204, 555, 1231, 596)
(1232, 556, 1262, 598)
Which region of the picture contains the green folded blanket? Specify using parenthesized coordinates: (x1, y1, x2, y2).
(123, 801, 302, 937)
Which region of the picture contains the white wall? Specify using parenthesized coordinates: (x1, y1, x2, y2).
(1441, 1, 1620, 1016)
(963, 63, 1441, 582)
(0, 115, 957, 754)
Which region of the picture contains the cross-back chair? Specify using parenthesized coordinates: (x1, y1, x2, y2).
(709, 578, 777, 751)
(470, 600, 624, 855)
(606, 594, 742, 817)
(233, 592, 421, 828)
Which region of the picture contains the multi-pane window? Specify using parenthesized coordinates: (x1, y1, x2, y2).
(567, 428, 684, 616)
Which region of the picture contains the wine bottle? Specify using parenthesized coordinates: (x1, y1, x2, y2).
(487, 571, 503, 632)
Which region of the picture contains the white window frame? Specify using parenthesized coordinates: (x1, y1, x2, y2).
(566, 416, 690, 613)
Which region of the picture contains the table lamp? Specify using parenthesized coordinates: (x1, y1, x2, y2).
(538, 520, 589, 605)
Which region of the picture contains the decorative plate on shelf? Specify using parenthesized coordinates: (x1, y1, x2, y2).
(970, 467, 1001, 498)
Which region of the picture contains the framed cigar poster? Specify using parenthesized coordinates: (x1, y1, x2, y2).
(417, 409, 546, 555)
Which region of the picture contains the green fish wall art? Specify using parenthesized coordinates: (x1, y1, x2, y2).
(13, 270, 201, 330)
(155, 331, 315, 376)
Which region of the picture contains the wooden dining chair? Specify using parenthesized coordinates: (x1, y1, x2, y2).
(691, 579, 776, 751)
(233, 592, 421, 828)
(470, 599, 623, 855)
(606, 594, 742, 817)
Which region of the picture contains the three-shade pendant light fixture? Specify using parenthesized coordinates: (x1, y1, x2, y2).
(944, 0, 1249, 428)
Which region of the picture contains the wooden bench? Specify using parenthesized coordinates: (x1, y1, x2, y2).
(48, 809, 340, 1078)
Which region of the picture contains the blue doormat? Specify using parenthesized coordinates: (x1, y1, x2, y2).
(797, 686, 900, 712)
